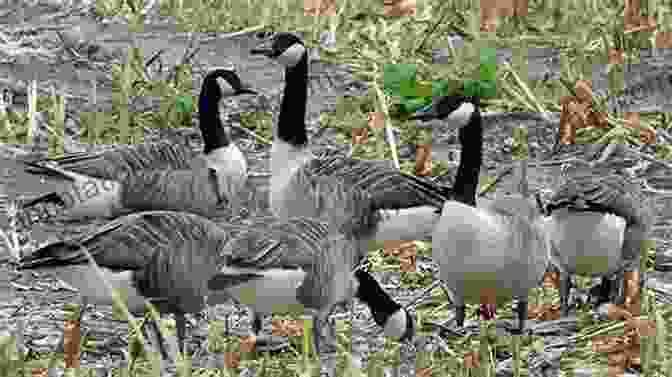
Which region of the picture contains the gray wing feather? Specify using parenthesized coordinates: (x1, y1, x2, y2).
(26, 141, 197, 180)
(308, 149, 451, 209)
(120, 168, 222, 217)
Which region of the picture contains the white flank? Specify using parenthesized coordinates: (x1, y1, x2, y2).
(204, 144, 248, 200)
(269, 139, 312, 218)
(217, 266, 308, 315)
(46, 266, 146, 313)
(375, 206, 440, 242)
(544, 209, 626, 276)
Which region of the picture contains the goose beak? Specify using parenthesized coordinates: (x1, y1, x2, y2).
(407, 104, 437, 121)
(250, 47, 273, 57)
(237, 87, 258, 95)
(251, 39, 276, 58)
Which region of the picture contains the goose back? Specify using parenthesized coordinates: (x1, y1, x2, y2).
(25, 140, 197, 181)
(19, 211, 232, 315)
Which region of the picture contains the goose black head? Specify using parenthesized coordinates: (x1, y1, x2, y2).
(251, 32, 307, 68)
(202, 68, 258, 100)
(409, 94, 479, 131)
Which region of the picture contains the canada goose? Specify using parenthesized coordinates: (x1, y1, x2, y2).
(250, 32, 481, 252)
(18, 211, 410, 369)
(20, 68, 256, 219)
(416, 100, 551, 333)
(542, 165, 653, 315)
(433, 193, 549, 334)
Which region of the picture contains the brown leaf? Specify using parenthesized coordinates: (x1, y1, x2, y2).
(351, 127, 369, 145)
(464, 350, 481, 369)
(542, 270, 560, 290)
(304, 0, 336, 16)
(272, 318, 304, 338)
(588, 110, 609, 129)
(559, 107, 576, 144)
(63, 319, 81, 368)
(239, 335, 257, 354)
(416, 367, 433, 377)
(623, 113, 656, 144)
(592, 335, 629, 354)
(655, 30, 672, 49)
(573, 80, 593, 104)
(607, 364, 626, 377)
(494, 0, 514, 17)
(383, 0, 417, 17)
(415, 144, 432, 176)
(626, 318, 656, 338)
(626, 343, 641, 367)
(368, 112, 385, 130)
(223, 351, 241, 369)
(606, 303, 634, 321)
(32, 368, 48, 377)
(383, 240, 417, 272)
(528, 303, 561, 321)
(608, 49, 624, 65)
(513, 0, 528, 16)
(480, 0, 498, 32)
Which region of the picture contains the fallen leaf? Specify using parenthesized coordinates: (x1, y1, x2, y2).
(63, 319, 81, 368)
(415, 144, 432, 176)
(464, 350, 481, 369)
(383, 0, 417, 17)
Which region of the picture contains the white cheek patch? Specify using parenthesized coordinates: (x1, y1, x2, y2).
(277, 44, 307, 67)
(446, 102, 475, 129)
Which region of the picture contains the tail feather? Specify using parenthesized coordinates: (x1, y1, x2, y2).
(21, 160, 78, 181)
(21, 192, 65, 208)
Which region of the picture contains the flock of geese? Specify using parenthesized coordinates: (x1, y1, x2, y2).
(13, 32, 653, 374)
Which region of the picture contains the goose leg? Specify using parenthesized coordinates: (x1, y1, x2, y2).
(312, 311, 337, 377)
(559, 272, 571, 316)
(454, 304, 466, 328)
(142, 316, 174, 364)
(589, 276, 613, 307)
(175, 313, 187, 355)
(513, 299, 527, 335)
(248, 311, 290, 352)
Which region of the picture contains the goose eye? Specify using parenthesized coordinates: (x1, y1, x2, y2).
(255, 31, 275, 40)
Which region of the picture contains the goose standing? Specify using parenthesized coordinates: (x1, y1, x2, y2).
(250, 33, 481, 239)
(18, 211, 411, 374)
(417, 100, 548, 334)
(433, 191, 549, 334)
(20, 69, 256, 219)
(250, 35, 483, 335)
(542, 162, 653, 315)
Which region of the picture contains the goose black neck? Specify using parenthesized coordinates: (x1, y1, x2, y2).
(199, 82, 230, 154)
(354, 269, 402, 327)
(452, 108, 483, 207)
(277, 52, 309, 148)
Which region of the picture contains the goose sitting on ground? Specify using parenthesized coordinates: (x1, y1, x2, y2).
(18, 211, 410, 373)
(542, 162, 654, 315)
(20, 69, 256, 219)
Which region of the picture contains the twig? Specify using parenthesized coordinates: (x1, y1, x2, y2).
(371, 79, 400, 170)
(415, 1, 451, 54)
(200, 25, 268, 43)
(229, 123, 271, 145)
(478, 167, 513, 197)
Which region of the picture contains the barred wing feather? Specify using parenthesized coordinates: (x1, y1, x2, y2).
(25, 141, 197, 181)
